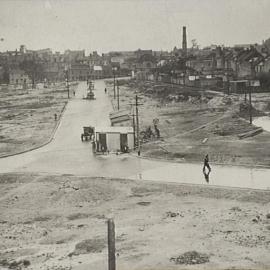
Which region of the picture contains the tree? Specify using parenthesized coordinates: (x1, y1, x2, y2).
(19, 58, 44, 89)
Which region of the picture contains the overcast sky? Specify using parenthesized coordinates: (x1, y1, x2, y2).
(0, 0, 269, 53)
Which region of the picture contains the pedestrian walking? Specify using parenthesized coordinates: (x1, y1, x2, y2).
(73, 90, 75, 96)
(203, 154, 211, 174)
(104, 88, 107, 94)
(54, 113, 57, 121)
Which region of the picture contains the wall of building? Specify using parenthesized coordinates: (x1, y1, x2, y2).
(9, 71, 31, 85)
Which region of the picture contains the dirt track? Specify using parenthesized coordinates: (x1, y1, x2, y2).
(0, 173, 269, 270)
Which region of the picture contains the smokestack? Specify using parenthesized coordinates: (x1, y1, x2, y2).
(182, 26, 187, 57)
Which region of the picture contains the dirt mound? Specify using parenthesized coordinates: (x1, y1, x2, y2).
(208, 96, 232, 107)
(170, 251, 210, 265)
(69, 238, 106, 256)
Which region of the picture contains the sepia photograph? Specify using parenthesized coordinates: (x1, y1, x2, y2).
(0, 0, 270, 269)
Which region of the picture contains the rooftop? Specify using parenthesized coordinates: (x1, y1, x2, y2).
(95, 126, 134, 133)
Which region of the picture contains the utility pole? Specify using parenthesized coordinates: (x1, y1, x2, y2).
(249, 59, 256, 125)
(117, 80, 120, 110)
(113, 69, 116, 99)
(132, 108, 136, 149)
(135, 94, 140, 155)
(107, 219, 116, 270)
(249, 85, 252, 124)
(129, 96, 142, 153)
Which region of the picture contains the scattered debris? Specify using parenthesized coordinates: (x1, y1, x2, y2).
(230, 206, 242, 212)
(166, 211, 184, 218)
(137, 201, 151, 206)
(238, 128, 263, 139)
(202, 138, 208, 143)
(170, 251, 210, 265)
(0, 259, 31, 269)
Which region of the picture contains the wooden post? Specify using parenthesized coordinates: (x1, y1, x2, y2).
(107, 219, 116, 270)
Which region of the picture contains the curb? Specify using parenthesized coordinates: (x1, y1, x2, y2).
(0, 101, 68, 159)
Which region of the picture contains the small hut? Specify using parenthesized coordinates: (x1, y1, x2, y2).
(93, 126, 134, 153)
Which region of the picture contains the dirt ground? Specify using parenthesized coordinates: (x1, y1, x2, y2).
(107, 80, 270, 167)
(0, 173, 269, 270)
(0, 83, 77, 157)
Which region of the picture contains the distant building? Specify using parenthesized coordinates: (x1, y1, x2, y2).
(90, 65, 103, 79)
(64, 50, 85, 63)
(9, 69, 31, 85)
(70, 64, 89, 81)
(186, 54, 216, 74)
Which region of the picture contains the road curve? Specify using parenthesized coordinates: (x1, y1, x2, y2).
(0, 80, 270, 190)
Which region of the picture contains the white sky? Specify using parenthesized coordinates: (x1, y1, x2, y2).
(0, 0, 269, 54)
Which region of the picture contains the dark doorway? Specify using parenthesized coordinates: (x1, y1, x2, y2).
(120, 133, 128, 152)
(99, 133, 107, 152)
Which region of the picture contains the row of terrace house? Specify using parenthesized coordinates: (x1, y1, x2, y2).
(182, 45, 270, 91)
(187, 45, 270, 79)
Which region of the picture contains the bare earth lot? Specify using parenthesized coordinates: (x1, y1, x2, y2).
(107, 80, 270, 167)
(0, 173, 269, 270)
(0, 83, 76, 157)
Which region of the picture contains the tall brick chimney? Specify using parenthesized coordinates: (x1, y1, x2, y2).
(182, 26, 187, 57)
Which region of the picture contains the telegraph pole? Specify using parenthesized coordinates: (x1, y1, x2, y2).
(249, 59, 255, 125)
(132, 108, 136, 149)
(249, 86, 252, 124)
(113, 69, 116, 99)
(129, 95, 142, 154)
(135, 94, 140, 155)
(117, 80, 120, 110)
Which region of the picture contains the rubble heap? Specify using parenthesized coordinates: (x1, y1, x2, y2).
(170, 251, 210, 265)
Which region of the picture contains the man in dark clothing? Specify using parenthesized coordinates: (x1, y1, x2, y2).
(203, 154, 211, 174)
(104, 88, 107, 94)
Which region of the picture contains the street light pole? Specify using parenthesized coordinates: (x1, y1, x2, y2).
(65, 66, 70, 99)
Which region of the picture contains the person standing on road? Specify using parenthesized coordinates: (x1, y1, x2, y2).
(104, 88, 107, 94)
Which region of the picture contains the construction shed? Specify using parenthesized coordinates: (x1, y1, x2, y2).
(94, 126, 134, 153)
(229, 80, 249, 93)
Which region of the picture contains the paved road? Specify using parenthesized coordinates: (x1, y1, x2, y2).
(0, 80, 270, 190)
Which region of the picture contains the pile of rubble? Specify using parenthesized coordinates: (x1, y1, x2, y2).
(207, 96, 232, 108)
(170, 251, 210, 265)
